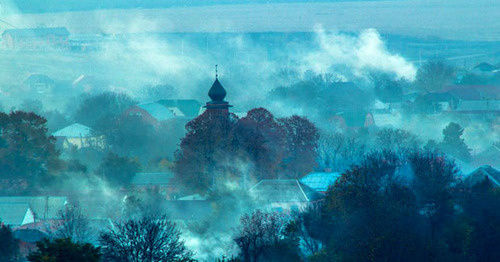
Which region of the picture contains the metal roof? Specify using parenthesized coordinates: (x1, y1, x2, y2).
(0, 203, 33, 226)
(52, 123, 93, 138)
(157, 99, 203, 117)
(249, 179, 324, 202)
(137, 102, 176, 121)
(0, 196, 67, 220)
(2, 27, 70, 37)
(300, 172, 341, 192)
(131, 172, 174, 186)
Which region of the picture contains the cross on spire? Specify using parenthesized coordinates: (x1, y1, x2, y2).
(215, 64, 218, 79)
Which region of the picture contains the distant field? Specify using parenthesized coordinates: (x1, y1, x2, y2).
(2, 0, 499, 41)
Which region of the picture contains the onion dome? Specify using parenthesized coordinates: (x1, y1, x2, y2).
(208, 78, 227, 102)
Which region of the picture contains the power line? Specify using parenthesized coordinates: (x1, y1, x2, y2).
(0, 18, 17, 29)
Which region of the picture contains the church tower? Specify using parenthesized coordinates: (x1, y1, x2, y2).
(204, 65, 232, 114)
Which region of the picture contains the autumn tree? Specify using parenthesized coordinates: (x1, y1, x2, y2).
(99, 215, 193, 262)
(27, 238, 100, 262)
(0, 111, 61, 194)
(174, 110, 238, 193)
(230, 108, 285, 180)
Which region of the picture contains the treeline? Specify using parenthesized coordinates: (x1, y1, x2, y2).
(1, 150, 498, 261)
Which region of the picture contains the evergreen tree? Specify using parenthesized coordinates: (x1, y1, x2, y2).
(440, 122, 471, 162)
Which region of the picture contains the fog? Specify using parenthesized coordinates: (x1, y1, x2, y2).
(0, 0, 499, 261)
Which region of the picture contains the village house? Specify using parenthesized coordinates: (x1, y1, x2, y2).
(472, 143, 500, 168)
(2, 27, 70, 50)
(23, 74, 55, 94)
(123, 99, 203, 125)
(330, 111, 375, 130)
(52, 123, 105, 149)
(0, 196, 67, 222)
(131, 172, 179, 199)
(0, 203, 35, 227)
(249, 179, 324, 213)
(463, 165, 500, 188)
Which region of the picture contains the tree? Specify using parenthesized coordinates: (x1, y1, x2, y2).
(376, 127, 421, 153)
(415, 61, 455, 92)
(97, 153, 140, 187)
(290, 206, 324, 256)
(459, 179, 500, 261)
(73, 92, 136, 128)
(229, 108, 285, 180)
(0, 111, 61, 194)
(316, 132, 365, 172)
(0, 224, 20, 262)
(278, 115, 319, 178)
(440, 122, 471, 162)
(53, 205, 93, 243)
(315, 151, 461, 261)
(139, 84, 177, 101)
(99, 215, 193, 262)
(174, 110, 238, 193)
(27, 238, 100, 262)
(233, 210, 300, 262)
(372, 73, 405, 103)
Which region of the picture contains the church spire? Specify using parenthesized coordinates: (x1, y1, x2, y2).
(204, 65, 232, 112)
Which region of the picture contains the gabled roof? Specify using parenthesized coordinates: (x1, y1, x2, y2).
(249, 179, 324, 202)
(0, 203, 34, 226)
(2, 27, 70, 37)
(157, 99, 203, 117)
(52, 123, 93, 138)
(24, 74, 55, 85)
(137, 102, 176, 121)
(131, 172, 174, 186)
(473, 144, 500, 167)
(464, 165, 500, 187)
(334, 111, 372, 128)
(300, 172, 341, 192)
(0, 196, 67, 220)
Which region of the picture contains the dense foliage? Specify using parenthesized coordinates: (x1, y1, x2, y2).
(27, 238, 100, 262)
(175, 107, 319, 194)
(0, 224, 20, 262)
(0, 111, 61, 194)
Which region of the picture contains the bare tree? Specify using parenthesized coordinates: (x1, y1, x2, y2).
(99, 215, 193, 262)
(233, 210, 296, 262)
(316, 132, 366, 172)
(53, 205, 93, 243)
